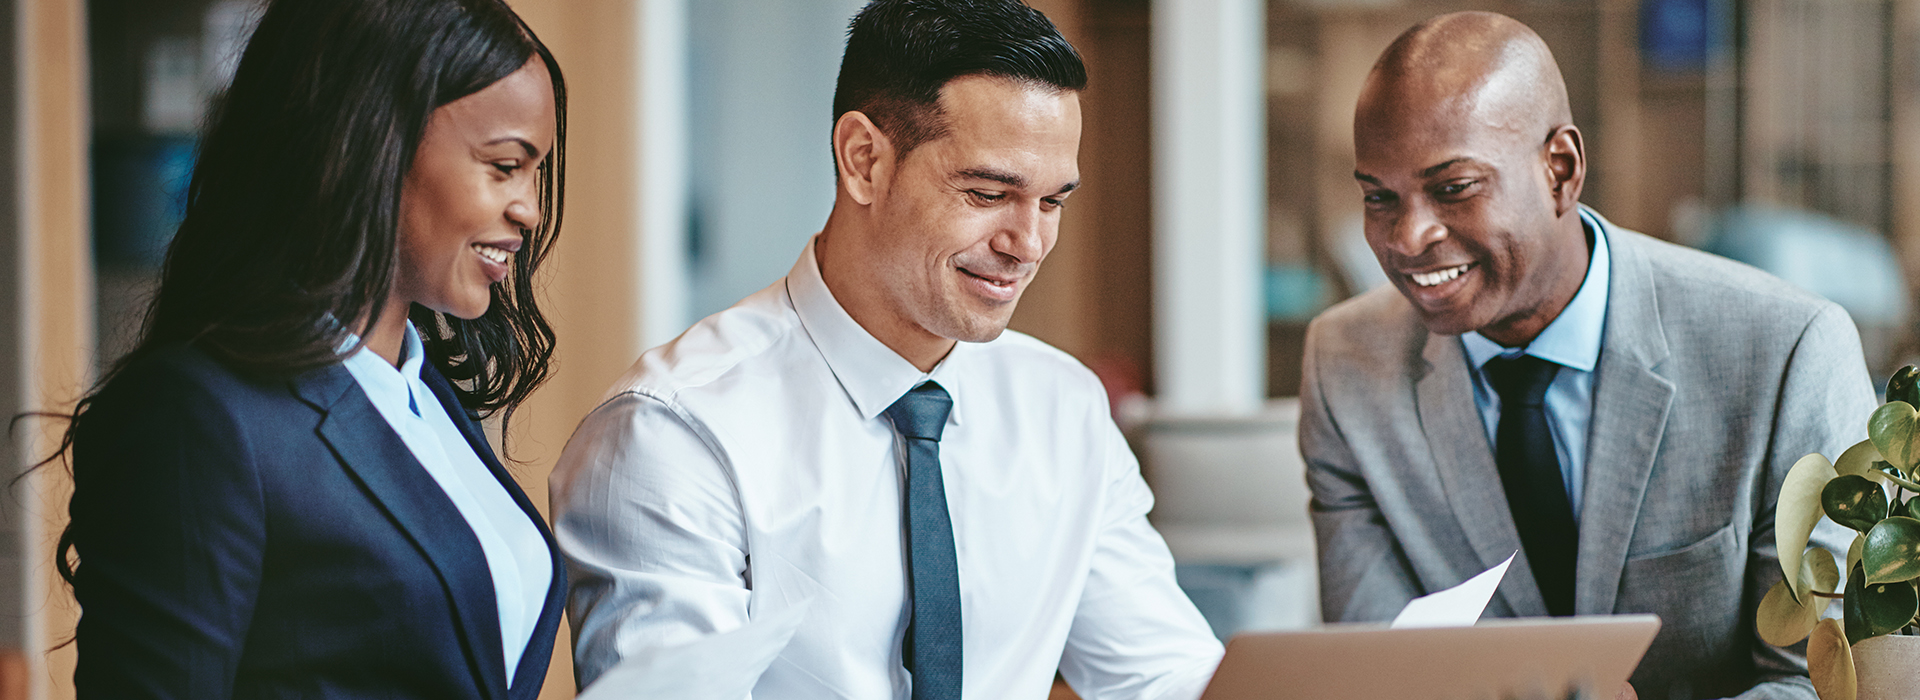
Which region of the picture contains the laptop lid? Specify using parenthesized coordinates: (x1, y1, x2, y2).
(1199, 615, 1661, 699)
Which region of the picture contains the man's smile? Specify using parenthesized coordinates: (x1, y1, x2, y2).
(1409, 262, 1473, 287)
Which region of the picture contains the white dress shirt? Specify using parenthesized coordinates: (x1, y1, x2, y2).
(1459, 208, 1612, 520)
(550, 237, 1224, 700)
(340, 322, 552, 685)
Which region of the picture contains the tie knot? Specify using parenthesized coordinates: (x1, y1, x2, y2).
(885, 381, 952, 441)
(1484, 354, 1560, 406)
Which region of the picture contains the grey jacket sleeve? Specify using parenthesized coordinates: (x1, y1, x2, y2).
(1300, 317, 1425, 623)
(1734, 303, 1876, 700)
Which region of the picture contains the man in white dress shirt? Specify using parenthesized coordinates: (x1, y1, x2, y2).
(549, 1, 1225, 699)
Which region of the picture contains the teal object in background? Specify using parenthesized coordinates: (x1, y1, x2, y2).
(1264, 264, 1328, 322)
(92, 134, 196, 268)
(1704, 205, 1907, 325)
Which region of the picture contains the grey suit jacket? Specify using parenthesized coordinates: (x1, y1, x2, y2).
(1300, 209, 1873, 700)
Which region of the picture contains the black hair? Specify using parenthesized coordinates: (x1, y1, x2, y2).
(34, 0, 566, 589)
(159, 0, 565, 400)
(831, 0, 1086, 159)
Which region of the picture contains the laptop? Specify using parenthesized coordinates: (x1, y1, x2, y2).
(1199, 615, 1661, 699)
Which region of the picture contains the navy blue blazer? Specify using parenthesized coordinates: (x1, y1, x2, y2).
(69, 342, 566, 700)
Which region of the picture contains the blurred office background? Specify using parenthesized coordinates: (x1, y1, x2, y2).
(5, 0, 1919, 697)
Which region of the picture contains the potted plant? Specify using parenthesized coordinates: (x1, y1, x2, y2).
(1761, 366, 1920, 700)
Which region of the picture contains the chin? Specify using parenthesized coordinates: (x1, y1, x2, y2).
(956, 326, 1009, 344)
(1412, 310, 1483, 338)
(436, 297, 493, 321)
(934, 313, 1014, 344)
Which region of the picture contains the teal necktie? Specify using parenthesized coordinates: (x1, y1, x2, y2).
(884, 381, 960, 700)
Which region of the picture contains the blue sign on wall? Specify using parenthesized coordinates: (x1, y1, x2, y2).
(1641, 0, 1713, 72)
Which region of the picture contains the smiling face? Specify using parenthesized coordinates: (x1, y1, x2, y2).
(826, 75, 1081, 366)
(394, 58, 556, 321)
(1352, 37, 1589, 347)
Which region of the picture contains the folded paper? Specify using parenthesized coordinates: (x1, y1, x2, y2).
(1390, 551, 1516, 628)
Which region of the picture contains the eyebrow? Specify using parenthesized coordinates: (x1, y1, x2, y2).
(957, 167, 1080, 195)
(1353, 157, 1481, 185)
(486, 136, 540, 158)
(1420, 158, 1472, 178)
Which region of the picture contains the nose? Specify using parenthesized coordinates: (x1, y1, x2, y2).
(505, 179, 541, 231)
(1380, 198, 1446, 258)
(992, 200, 1052, 264)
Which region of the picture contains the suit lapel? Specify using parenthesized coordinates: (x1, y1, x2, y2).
(1415, 335, 1548, 617)
(292, 364, 509, 700)
(1574, 217, 1675, 615)
(416, 367, 567, 700)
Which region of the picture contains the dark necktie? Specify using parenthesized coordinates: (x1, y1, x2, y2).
(884, 381, 961, 700)
(1483, 354, 1578, 617)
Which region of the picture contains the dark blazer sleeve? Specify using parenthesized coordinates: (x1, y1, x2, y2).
(70, 354, 267, 700)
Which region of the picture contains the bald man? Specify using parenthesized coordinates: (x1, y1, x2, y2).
(1300, 11, 1871, 699)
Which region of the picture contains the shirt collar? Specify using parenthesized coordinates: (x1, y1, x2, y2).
(339, 320, 429, 415)
(1461, 207, 1611, 372)
(786, 235, 967, 425)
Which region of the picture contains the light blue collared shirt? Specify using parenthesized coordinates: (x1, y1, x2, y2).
(1460, 208, 1611, 521)
(340, 323, 551, 685)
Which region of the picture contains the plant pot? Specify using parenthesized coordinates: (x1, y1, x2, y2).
(1853, 634, 1920, 700)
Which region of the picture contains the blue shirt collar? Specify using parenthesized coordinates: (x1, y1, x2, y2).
(1461, 207, 1611, 372)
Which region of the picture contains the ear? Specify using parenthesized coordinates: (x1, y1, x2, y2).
(833, 111, 895, 206)
(1543, 124, 1586, 217)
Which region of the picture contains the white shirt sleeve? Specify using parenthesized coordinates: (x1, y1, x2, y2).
(1058, 416, 1225, 700)
(548, 391, 752, 688)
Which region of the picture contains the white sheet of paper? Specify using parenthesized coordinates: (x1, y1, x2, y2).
(576, 599, 811, 700)
(1389, 551, 1516, 629)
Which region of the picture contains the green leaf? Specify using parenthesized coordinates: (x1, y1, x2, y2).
(1877, 462, 1920, 493)
(1823, 475, 1889, 533)
(1781, 453, 1840, 600)
(1869, 401, 1920, 473)
(1858, 579, 1918, 641)
(1888, 366, 1920, 407)
(1758, 580, 1821, 646)
(1808, 547, 1841, 594)
(1863, 516, 1920, 584)
(1847, 562, 1869, 644)
(1849, 533, 1866, 574)
(1809, 618, 1857, 700)
(1836, 439, 1888, 484)
(1759, 550, 1839, 646)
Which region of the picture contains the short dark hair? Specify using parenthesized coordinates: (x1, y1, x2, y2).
(832, 0, 1087, 158)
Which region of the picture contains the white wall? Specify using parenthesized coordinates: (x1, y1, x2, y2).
(686, 0, 867, 321)
(1150, 0, 1268, 416)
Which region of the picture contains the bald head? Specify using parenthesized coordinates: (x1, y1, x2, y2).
(1360, 12, 1571, 146)
(1349, 12, 1591, 347)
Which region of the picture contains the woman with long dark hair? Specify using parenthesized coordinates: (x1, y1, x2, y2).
(57, 0, 568, 697)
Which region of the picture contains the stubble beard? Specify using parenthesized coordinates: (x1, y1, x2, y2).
(917, 288, 1016, 344)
